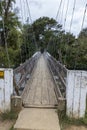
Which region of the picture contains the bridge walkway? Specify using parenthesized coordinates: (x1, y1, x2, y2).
(14, 54, 60, 130)
(22, 54, 57, 107)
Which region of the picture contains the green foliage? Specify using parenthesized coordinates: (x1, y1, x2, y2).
(20, 24, 37, 62)
(0, 47, 22, 68)
(58, 109, 87, 130)
(8, 48, 21, 68)
(79, 28, 87, 38)
(7, 29, 22, 49)
(9, 126, 14, 130)
(1, 110, 18, 121)
(48, 26, 87, 70)
(0, 0, 22, 68)
(33, 17, 57, 40)
(64, 29, 87, 70)
(0, 3, 87, 70)
(32, 17, 59, 49)
(69, 42, 87, 70)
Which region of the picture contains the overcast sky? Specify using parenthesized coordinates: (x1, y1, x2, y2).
(15, 0, 87, 37)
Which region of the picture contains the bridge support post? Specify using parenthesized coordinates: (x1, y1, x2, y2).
(0, 69, 13, 112)
(11, 96, 22, 112)
(58, 98, 66, 111)
(66, 70, 87, 119)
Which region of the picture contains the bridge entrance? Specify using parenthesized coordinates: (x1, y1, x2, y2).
(13, 52, 87, 119)
(22, 54, 57, 108)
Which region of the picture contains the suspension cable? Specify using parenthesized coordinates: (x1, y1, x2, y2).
(47, 0, 63, 52)
(74, 3, 87, 69)
(69, 0, 76, 33)
(13, 0, 23, 64)
(81, 3, 87, 31)
(60, 0, 65, 24)
(62, 0, 76, 65)
(25, 0, 38, 51)
(56, 0, 63, 21)
(20, 0, 24, 24)
(25, 0, 32, 58)
(64, 0, 70, 29)
(0, 0, 10, 68)
(22, 0, 31, 58)
(23, 0, 27, 22)
(20, 0, 27, 60)
(26, 0, 32, 24)
(47, 0, 63, 59)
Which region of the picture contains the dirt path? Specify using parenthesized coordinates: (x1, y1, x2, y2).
(65, 125, 87, 130)
(22, 54, 57, 107)
(0, 120, 14, 130)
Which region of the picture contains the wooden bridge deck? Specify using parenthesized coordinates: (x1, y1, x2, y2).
(22, 54, 57, 107)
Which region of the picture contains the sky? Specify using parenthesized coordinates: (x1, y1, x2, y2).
(15, 0, 87, 37)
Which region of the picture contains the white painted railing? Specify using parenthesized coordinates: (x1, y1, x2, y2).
(66, 70, 87, 118)
(0, 69, 13, 112)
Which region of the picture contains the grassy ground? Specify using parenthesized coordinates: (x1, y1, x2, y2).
(9, 126, 14, 130)
(0, 110, 18, 130)
(0, 111, 18, 121)
(58, 99, 87, 130)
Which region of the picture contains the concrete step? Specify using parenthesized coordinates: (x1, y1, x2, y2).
(14, 108, 60, 130)
(23, 104, 58, 109)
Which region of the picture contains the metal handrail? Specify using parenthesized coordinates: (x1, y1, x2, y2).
(13, 52, 41, 95)
(46, 52, 67, 99)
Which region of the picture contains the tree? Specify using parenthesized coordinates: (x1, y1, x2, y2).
(61, 28, 87, 70)
(32, 17, 58, 49)
(0, 0, 22, 67)
(75, 28, 87, 70)
(21, 24, 36, 62)
(78, 28, 87, 38)
(21, 17, 61, 61)
(0, 0, 20, 45)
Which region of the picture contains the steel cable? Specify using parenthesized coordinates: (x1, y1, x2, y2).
(64, 0, 70, 29)
(25, 0, 38, 51)
(69, 0, 76, 33)
(81, 3, 87, 31)
(56, 0, 63, 21)
(20, 0, 27, 60)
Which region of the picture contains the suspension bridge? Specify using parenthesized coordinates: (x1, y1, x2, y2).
(0, 0, 87, 130)
(12, 51, 86, 130)
(13, 51, 66, 130)
(0, 49, 86, 130)
(13, 52, 66, 107)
